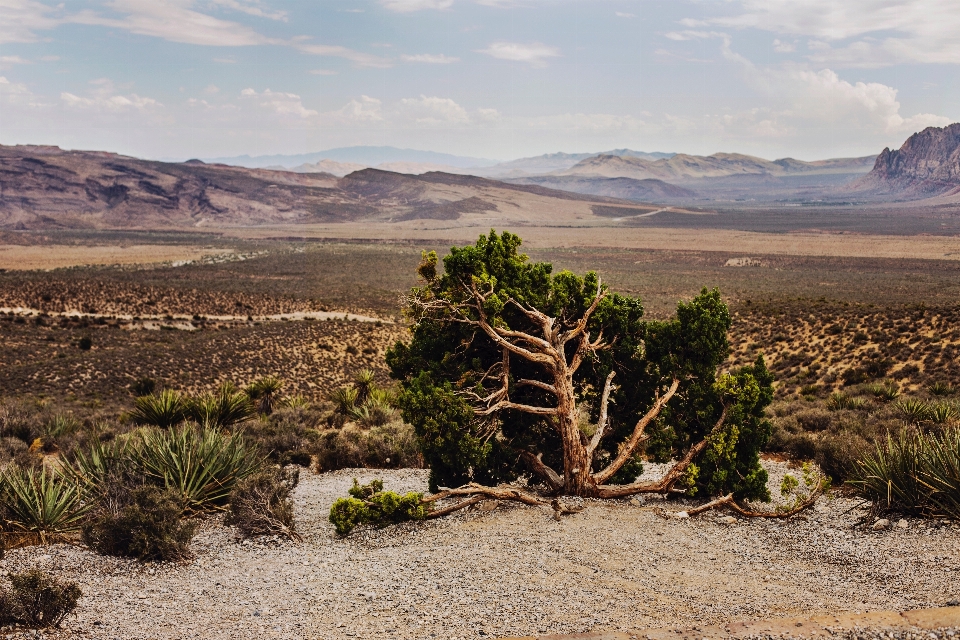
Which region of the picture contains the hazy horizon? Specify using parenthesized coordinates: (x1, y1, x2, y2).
(1, 0, 958, 162)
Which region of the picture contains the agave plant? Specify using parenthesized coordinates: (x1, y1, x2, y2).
(131, 425, 263, 513)
(43, 415, 80, 439)
(190, 387, 253, 429)
(0, 465, 87, 541)
(245, 376, 284, 415)
(351, 399, 396, 428)
(827, 392, 851, 411)
(894, 398, 932, 425)
(61, 439, 132, 499)
(131, 389, 189, 429)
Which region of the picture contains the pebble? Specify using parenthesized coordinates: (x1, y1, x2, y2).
(873, 519, 891, 531)
(1, 463, 958, 640)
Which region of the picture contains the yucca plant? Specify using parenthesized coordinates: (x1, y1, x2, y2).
(131, 425, 263, 513)
(827, 392, 851, 411)
(849, 430, 927, 515)
(330, 386, 359, 416)
(245, 376, 284, 415)
(894, 398, 932, 425)
(43, 415, 80, 439)
(354, 369, 377, 405)
(920, 427, 960, 517)
(0, 466, 87, 542)
(351, 398, 396, 428)
(868, 381, 901, 402)
(847, 396, 868, 411)
(61, 439, 132, 499)
(929, 381, 956, 397)
(930, 402, 959, 426)
(131, 390, 189, 429)
(190, 387, 253, 429)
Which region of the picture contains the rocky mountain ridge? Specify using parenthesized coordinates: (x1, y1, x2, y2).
(854, 123, 960, 197)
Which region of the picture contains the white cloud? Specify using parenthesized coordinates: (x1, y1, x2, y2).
(0, 0, 61, 44)
(329, 95, 384, 123)
(708, 0, 960, 66)
(240, 87, 318, 118)
(294, 43, 392, 68)
(61, 78, 160, 111)
(401, 53, 460, 64)
(381, 0, 453, 12)
(208, 0, 288, 21)
(0, 55, 29, 64)
(477, 41, 561, 66)
(773, 39, 795, 53)
(0, 75, 47, 107)
(204, 84, 220, 94)
(398, 95, 471, 125)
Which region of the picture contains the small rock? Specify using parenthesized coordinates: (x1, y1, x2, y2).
(897, 518, 909, 529)
(673, 511, 689, 519)
(629, 497, 645, 507)
(872, 519, 891, 531)
(718, 516, 737, 525)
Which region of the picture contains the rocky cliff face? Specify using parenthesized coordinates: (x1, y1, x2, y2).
(860, 123, 960, 197)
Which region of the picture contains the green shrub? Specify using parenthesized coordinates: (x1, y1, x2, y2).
(329, 479, 426, 536)
(894, 398, 932, 425)
(0, 465, 86, 542)
(795, 408, 833, 432)
(815, 430, 870, 482)
(245, 376, 284, 415)
(131, 390, 189, 429)
(226, 467, 299, 540)
(930, 402, 959, 426)
(82, 484, 195, 562)
(240, 408, 318, 467)
(329, 386, 359, 416)
(189, 386, 254, 429)
(868, 381, 901, 402)
(929, 381, 955, 397)
(0, 569, 81, 628)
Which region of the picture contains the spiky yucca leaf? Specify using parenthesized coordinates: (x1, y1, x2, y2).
(894, 398, 932, 425)
(930, 402, 959, 426)
(245, 376, 284, 415)
(0, 466, 87, 540)
(189, 388, 253, 429)
(329, 386, 359, 416)
(132, 425, 263, 513)
(849, 430, 927, 514)
(61, 439, 131, 499)
(131, 390, 189, 429)
(920, 427, 960, 517)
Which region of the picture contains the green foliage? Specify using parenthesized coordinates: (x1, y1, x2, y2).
(0, 465, 86, 540)
(929, 381, 955, 397)
(312, 421, 421, 472)
(189, 386, 254, 429)
(226, 466, 299, 540)
(354, 369, 377, 406)
(329, 386, 359, 416)
(131, 424, 264, 513)
(849, 427, 960, 517)
(131, 377, 157, 397)
(607, 455, 644, 484)
(245, 376, 284, 415)
(894, 398, 932, 425)
(388, 230, 771, 499)
(0, 569, 82, 628)
(81, 484, 196, 562)
(868, 381, 901, 402)
(329, 479, 426, 536)
(131, 390, 189, 429)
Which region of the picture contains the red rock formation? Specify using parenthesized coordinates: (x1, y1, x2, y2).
(860, 123, 960, 197)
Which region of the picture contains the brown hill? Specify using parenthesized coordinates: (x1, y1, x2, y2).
(852, 123, 960, 198)
(0, 145, 660, 230)
(503, 175, 696, 202)
(562, 152, 875, 181)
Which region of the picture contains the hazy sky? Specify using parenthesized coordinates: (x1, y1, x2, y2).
(1, 0, 958, 161)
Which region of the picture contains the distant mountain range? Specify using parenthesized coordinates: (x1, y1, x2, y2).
(203, 146, 499, 170)
(851, 123, 960, 198)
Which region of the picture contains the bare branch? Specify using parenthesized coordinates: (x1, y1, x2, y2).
(593, 378, 680, 484)
(423, 483, 550, 507)
(516, 379, 558, 396)
(560, 280, 607, 346)
(520, 450, 563, 491)
(593, 405, 728, 498)
(476, 400, 559, 416)
(586, 371, 617, 457)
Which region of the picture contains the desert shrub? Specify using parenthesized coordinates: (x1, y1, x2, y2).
(313, 421, 421, 472)
(0, 465, 86, 542)
(82, 483, 196, 562)
(351, 398, 396, 428)
(815, 431, 870, 482)
(226, 466, 299, 540)
(0, 437, 28, 464)
(77, 336, 92, 351)
(131, 390, 189, 429)
(354, 369, 377, 405)
(929, 381, 956, 397)
(242, 408, 319, 467)
(0, 401, 44, 445)
(930, 402, 959, 426)
(132, 424, 263, 513)
(868, 381, 901, 402)
(329, 386, 359, 416)
(131, 377, 157, 397)
(849, 426, 960, 517)
(328, 478, 426, 536)
(0, 569, 81, 628)
(795, 408, 833, 432)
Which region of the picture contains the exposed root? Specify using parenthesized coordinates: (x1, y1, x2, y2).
(421, 483, 584, 520)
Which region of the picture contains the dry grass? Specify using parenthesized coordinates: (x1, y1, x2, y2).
(0, 245, 232, 271)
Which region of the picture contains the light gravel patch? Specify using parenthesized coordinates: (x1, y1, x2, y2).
(2, 463, 959, 640)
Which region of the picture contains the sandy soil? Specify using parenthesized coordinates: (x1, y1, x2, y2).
(2, 463, 958, 640)
(224, 223, 960, 261)
(0, 245, 232, 271)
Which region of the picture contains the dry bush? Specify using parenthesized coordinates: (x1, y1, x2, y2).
(313, 420, 421, 472)
(0, 569, 82, 628)
(81, 481, 196, 562)
(242, 407, 320, 467)
(226, 466, 300, 540)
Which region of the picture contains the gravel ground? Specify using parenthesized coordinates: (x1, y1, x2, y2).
(1, 461, 959, 640)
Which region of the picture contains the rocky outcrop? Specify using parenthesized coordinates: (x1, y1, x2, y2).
(857, 123, 960, 197)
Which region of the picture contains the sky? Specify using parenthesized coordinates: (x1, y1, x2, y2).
(0, 0, 958, 162)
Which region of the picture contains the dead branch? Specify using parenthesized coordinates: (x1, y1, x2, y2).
(422, 483, 550, 507)
(586, 371, 617, 457)
(593, 378, 681, 484)
(424, 495, 484, 519)
(520, 450, 563, 491)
